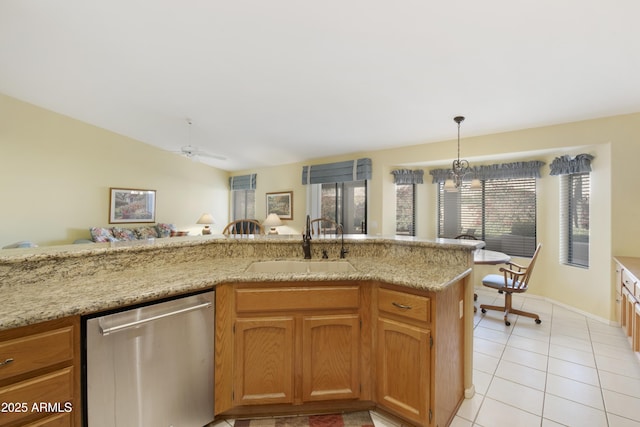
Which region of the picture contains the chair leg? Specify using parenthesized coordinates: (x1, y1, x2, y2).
(503, 292, 513, 325)
(509, 308, 541, 323)
(480, 291, 541, 326)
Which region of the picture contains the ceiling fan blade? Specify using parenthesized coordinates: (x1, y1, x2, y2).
(196, 152, 227, 161)
(174, 145, 226, 161)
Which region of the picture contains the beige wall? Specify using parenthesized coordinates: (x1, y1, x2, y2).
(0, 93, 230, 246)
(3, 91, 639, 321)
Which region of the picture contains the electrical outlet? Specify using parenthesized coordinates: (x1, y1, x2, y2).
(459, 299, 464, 318)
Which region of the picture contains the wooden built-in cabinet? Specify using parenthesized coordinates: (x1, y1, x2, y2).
(216, 281, 371, 417)
(376, 287, 431, 425)
(0, 316, 81, 427)
(375, 282, 464, 427)
(216, 279, 466, 427)
(614, 257, 640, 354)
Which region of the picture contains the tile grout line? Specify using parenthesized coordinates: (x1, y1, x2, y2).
(587, 314, 611, 427)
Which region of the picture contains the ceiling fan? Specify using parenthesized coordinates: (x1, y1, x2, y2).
(176, 145, 227, 161)
(171, 119, 226, 161)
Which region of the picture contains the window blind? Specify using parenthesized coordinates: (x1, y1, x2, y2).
(232, 190, 256, 220)
(396, 184, 416, 236)
(229, 174, 257, 190)
(430, 160, 544, 183)
(302, 158, 372, 185)
(391, 169, 424, 185)
(437, 177, 538, 257)
(560, 173, 590, 267)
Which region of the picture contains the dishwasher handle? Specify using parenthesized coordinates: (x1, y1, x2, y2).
(100, 301, 212, 336)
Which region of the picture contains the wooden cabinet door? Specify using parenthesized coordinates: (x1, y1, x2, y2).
(0, 317, 79, 427)
(622, 287, 635, 337)
(634, 303, 640, 352)
(301, 314, 360, 402)
(376, 317, 430, 426)
(616, 264, 623, 325)
(233, 317, 295, 406)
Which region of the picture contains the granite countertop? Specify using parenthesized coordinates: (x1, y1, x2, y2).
(0, 235, 477, 331)
(614, 256, 640, 281)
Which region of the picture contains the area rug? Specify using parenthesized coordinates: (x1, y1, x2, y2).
(233, 411, 374, 427)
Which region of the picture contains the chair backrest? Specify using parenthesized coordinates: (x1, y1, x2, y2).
(516, 243, 542, 290)
(455, 234, 478, 240)
(308, 218, 340, 236)
(222, 219, 264, 235)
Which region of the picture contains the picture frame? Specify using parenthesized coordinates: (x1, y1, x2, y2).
(266, 191, 293, 220)
(109, 188, 156, 223)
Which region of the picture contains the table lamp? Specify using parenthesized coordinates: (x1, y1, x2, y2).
(196, 213, 215, 235)
(263, 213, 283, 235)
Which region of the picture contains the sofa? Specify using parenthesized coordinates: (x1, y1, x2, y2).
(88, 223, 185, 243)
(2, 241, 38, 249)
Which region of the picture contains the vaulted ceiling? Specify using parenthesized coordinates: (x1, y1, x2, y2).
(2, 1, 639, 171)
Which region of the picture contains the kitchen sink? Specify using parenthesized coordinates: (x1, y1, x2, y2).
(246, 260, 356, 273)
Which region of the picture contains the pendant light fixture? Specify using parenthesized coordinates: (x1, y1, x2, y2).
(444, 116, 481, 191)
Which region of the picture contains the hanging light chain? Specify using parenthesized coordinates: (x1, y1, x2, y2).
(451, 116, 468, 185)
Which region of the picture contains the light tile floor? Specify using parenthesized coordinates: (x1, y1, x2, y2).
(212, 287, 640, 427)
(452, 287, 640, 427)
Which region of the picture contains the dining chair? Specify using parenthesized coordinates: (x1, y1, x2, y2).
(454, 233, 477, 240)
(480, 243, 543, 326)
(309, 218, 340, 236)
(222, 219, 264, 235)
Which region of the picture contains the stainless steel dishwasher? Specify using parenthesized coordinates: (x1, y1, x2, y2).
(85, 290, 215, 427)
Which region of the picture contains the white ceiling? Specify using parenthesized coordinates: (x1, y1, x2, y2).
(2, 1, 639, 171)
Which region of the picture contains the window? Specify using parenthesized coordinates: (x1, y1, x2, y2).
(395, 184, 416, 236)
(317, 181, 367, 234)
(230, 174, 257, 221)
(437, 177, 538, 257)
(561, 173, 590, 267)
(549, 153, 593, 268)
(303, 158, 371, 234)
(391, 169, 423, 236)
(232, 189, 255, 220)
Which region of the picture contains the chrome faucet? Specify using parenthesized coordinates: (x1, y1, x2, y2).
(302, 215, 312, 259)
(337, 224, 349, 259)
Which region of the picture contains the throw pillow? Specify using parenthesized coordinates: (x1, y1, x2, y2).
(90, 227, 116, 243)
(111, 227, 137, 241)
(135, 226, 158, 239)
(155, 223, 176, 238)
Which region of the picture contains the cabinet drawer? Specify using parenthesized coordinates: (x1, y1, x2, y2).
(378, 288, 430, 324)
(616, 265, 623, 295)
(0, 366, 74, 425)
(236, 286, 360, 313)
(0, 326, 74, 381)
(623, 269, 639, 296)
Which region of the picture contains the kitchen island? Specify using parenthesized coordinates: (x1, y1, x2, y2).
(0, 235, 478, 427)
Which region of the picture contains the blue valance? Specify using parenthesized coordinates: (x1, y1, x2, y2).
(302, 158, 372, 185)
(549, 154, 594, 175)
(391, 169, 424, 184)
(429, 160, 545, 183)
(229, 174, 257, 190)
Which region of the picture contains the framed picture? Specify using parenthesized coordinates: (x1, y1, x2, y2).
(109, 188, 156, 223)
(266, 191, 293, 220)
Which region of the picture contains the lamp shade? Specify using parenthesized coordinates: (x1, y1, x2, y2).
(262, 213, 283, 227)
(196, 213, 215, 225)
(444, 179, 458, 192)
